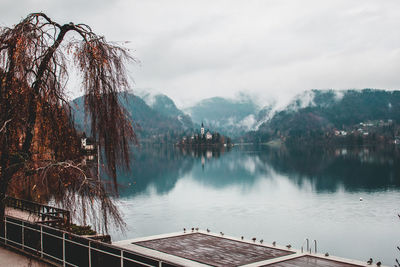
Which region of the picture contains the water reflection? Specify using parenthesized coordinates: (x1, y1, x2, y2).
(116, 145, 194, 196)
(260, 145, 400, 192)
(113, 144, 400, 264)
(117, 144, 400, 196)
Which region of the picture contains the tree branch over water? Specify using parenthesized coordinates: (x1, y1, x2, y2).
(0, 12, 137, 233)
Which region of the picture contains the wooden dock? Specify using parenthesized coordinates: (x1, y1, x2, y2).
(135, 233, 293, 266)
(114, 231, 383, 267)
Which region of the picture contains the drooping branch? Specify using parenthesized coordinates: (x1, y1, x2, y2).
(0, 13, 137, 232)
(1, 12, 137, 184)
(0, 119, 11, 133)
(22, 22, 72, 154)
(74, 35, 137, 190)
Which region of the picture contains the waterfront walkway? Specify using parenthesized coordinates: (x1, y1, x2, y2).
(2, 207, 52, 266)
(5, 207, 41, 222)
(0, 245, 52, 267)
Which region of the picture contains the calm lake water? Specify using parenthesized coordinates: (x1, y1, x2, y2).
(111, 144, 400, 265)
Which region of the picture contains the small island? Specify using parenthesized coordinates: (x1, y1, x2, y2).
(177, 122, 232, 147)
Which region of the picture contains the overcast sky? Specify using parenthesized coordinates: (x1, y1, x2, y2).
(1, 0, 400, 108)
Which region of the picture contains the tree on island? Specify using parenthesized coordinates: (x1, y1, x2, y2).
(0, 13, 137, 232)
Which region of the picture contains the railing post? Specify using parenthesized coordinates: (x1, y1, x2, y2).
(314, 240, 317, 253)
(121, 250, 123, 267)
(40, 225, 43, 257)
(4, 216, 7, 245)
(63, 232, 66, 267)
(22, 221, 24, 250)
(88, 240, 91, 267)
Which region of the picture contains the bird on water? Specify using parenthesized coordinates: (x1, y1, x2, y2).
(252, 237, 256, 243)
(260, 239, 263, 244)
(286, 244, 292, 249)
(376, 261, 381, 266)
(183, 228, 186, 233)
(367, 258, 373, 265)
(272, 241, 276, 246)
(241, 236, 244, 240)
(206, 228, 210, 233)
(220, 232, 224, 236)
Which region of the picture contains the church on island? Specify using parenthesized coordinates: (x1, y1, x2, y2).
(201, 122, 213, 140)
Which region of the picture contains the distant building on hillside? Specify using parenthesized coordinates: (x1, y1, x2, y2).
(394, 136, 400, 145)
(80, 133, 97, 166)
(205, 131, 212, 140)
(81, 137, 95, 151)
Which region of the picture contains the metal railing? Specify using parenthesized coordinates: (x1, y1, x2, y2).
(5, 196, 71, 228)
(0, 215, 178, 267)
(301, 238, 309, 253)
(301, 238, 317, 254)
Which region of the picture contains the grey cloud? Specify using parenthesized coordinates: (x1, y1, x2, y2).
(1, 0, 399, 108)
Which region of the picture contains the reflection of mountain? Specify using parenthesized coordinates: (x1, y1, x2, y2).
(117, 145, 195, 197)
(258, 145, 400, 192)
(191, 149, 263, 189)
(117, 146, 250, 197)
(116, 144, 400, 198)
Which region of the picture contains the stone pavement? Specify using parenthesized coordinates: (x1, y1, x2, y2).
(0, 245, 52, 267)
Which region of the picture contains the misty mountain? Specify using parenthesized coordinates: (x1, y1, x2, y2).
(141, 93, 193, 130)
(71, 93, 193, 141)
(72, 89, 400, 144)
(253, 104, 275, 129)
(185, 96, 259, 137)
(255, 89, 400, 140)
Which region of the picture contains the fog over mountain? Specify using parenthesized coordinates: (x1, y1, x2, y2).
(71, 93, 194, 142)
(140, 92, 194, 130)
(4, 1, 400, 107)
(246, 89, 400, 144)
(184, 94, 260, 136)
(72, 88, 400, 144)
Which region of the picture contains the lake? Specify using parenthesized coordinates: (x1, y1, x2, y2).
(111, 144, 400, 265)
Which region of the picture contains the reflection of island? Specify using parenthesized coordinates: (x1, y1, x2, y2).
(116, 144, 400, 199)
(116, 144, 233, 197)
(178, 145, 231, 170)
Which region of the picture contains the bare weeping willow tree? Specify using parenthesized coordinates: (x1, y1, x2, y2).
(0, 13, 137, 233)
